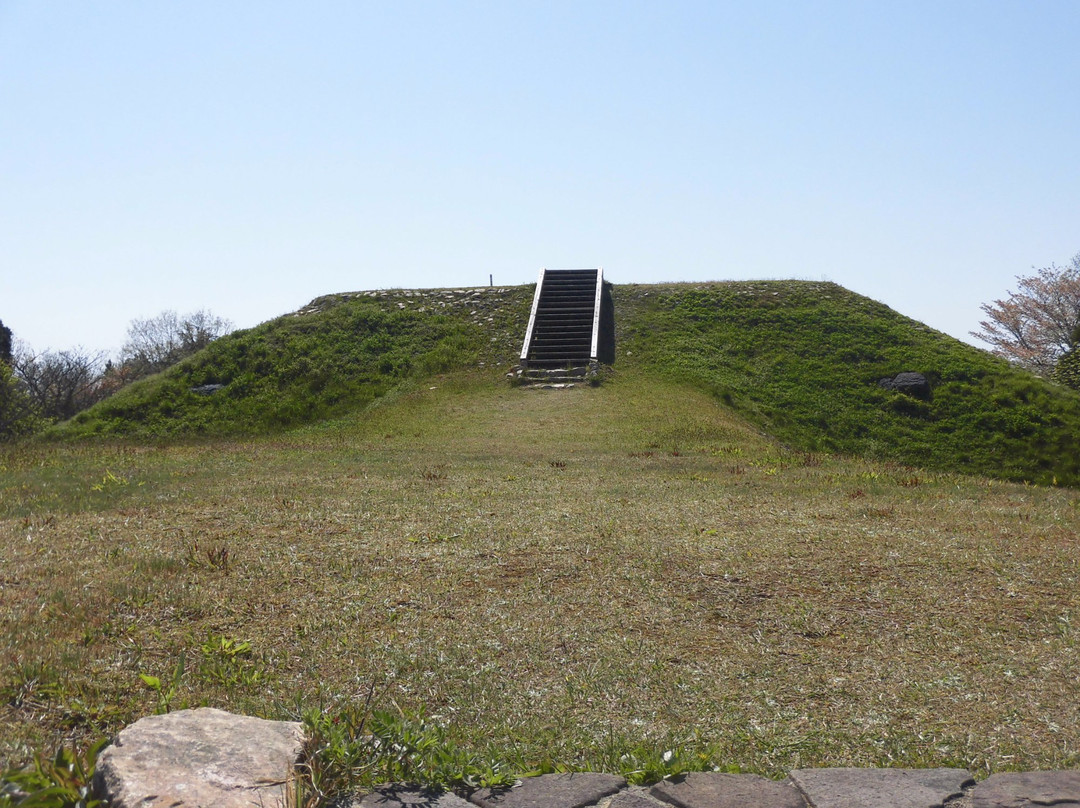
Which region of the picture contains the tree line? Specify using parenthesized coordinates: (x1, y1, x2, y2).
(0, 309, 232, 439)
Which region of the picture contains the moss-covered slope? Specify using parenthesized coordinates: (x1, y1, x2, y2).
(57, 286, 532, 438)
(616, 281, 1080, 485)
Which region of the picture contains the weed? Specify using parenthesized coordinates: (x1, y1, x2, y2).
(90, 470, 128, 492)
(301, 698, 515, 799)
(421, 467, 448, 481)
(549, 460, 566, 469)
(139, 653, 186, 714)
(184, 540, 229, 572)
(205, 544, 229, 572)
(1, 662, 62, 711)
(0, 739, 107, 808)
(198, 635, 263, 689)
(610, 744, 720, 785)
(407, 532, 461, 544)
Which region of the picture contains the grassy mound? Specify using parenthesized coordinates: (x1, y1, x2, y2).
(54, 279, 1080, 485)
(616, 281, 1080, 486)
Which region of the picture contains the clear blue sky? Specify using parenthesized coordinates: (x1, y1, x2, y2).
(2, 1, 1078, 355)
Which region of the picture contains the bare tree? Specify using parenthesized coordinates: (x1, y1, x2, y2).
(13, 343, 110, 421)
(120, 309, 232, 378)
(972, 253, 1080, 376)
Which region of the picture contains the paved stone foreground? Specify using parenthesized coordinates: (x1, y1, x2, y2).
(355, 771, 1080, 808)
(92, 709, 1080, 808)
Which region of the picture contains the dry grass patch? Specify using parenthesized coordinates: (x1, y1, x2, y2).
(1, 370, 1079, 778)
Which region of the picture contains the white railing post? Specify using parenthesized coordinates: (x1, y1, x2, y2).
(590, 267, 603, 363)
(520, 267, 546, 364)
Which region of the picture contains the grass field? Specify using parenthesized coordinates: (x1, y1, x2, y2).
(3, 368, 1079, 793)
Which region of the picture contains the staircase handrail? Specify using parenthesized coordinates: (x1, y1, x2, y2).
(520, 267, 547, 363)
(590, 267, 604, 363)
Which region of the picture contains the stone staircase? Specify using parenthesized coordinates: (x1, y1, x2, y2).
(517, 268, 605, 384)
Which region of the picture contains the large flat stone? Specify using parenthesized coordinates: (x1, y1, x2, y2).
(93, 707, 305, 808)
(470, 773, 626, 808)
(608, 790, 669, 808)
(356, 785, 474, 808)
(788, 768, 973, 808)
(970, 772, 1080, 807)
(650, 772, 806, 808)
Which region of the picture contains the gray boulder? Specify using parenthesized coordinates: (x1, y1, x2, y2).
(879, 371, 931, 400)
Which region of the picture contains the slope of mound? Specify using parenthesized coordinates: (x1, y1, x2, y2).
(615, 281, 1080, 485)
(55, 278, 1080, 485)
(57, 286, 532, 437)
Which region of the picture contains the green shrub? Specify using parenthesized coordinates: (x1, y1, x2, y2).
(1053, 348, 1080, 391)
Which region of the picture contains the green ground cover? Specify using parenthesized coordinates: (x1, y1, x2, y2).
(615, 281, 1080, 485)
(53, 280, 1080, 486)
(56, 286, 532, 438)
(7, 280, 1080, 803)
(3, 371, 1079, 800)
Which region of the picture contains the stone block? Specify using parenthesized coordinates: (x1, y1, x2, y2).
(650, 771, 806, 808)
(970, 771, 1080, 807)
(787, 768, 973, 808)
(470, 773, 626, 808)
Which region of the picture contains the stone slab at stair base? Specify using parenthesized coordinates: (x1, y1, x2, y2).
(607, 791, 668, 808)
(92, 707, 304, 808)
(970, 772, 1080, 808)
(357, 785, 475, 808)
(787, 768, 973, 808)
(471, 773, 626, 808)
(650, 771, 805, 808)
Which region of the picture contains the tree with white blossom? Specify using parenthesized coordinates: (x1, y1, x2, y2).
(972, 253, 1080, 378)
